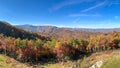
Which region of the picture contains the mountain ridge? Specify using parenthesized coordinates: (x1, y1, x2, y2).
(16, 24, 100, 39)
(16, 24, 120, 33)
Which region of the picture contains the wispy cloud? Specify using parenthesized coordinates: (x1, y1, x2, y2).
(72, 17, 81, 23)
(81, 0, 107, 12)
(114, 16, 119, 19)
(70, 13, 102, 23)
(49, 0, 93, 12)
(69, 13, 101, 17)
(72, 20, 120, 28)
(110, 2, 120, 5)
(109, 0, 120, 6)
(50, 0, 119, 12)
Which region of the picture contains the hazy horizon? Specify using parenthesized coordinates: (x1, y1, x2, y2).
(14, 23, 120, 29)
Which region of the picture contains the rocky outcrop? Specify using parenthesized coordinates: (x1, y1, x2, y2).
(89, 60, 104, 68)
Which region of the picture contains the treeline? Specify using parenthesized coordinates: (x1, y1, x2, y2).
(0, 32, 120, 63)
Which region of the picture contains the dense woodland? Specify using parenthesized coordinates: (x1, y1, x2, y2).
(0, 21, 120, 64)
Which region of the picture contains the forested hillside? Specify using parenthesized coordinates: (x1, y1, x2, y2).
(0, 21, 50, 41)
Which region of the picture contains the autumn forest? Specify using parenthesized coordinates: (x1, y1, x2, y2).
(0, 21, 120, 66)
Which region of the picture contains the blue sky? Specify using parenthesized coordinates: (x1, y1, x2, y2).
(0, 0, 120, 28)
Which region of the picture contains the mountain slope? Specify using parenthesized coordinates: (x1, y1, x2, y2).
(16, 24, 58, 34)
(0, 21, 49, 40)
(16, 25, 100, 39)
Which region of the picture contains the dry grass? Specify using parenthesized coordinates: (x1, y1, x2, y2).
(86, 50, 120, 67)
(0, 54, 12, 68)
(101, 54, 120, 68)
(0, 54, 33, 68)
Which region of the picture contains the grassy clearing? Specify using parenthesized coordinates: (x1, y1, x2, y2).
(0, 54, 32, 68)
(101, 54, 120, 68)
(0, 54, 12, 68)
(39, 56, 87, 68)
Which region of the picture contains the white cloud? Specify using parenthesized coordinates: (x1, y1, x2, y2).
(69, 14, 101, 17)
(81, 0, 107, 12)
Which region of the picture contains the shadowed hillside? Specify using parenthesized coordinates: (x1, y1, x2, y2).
(0, 21, 50, 41)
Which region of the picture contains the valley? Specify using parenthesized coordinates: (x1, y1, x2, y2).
(0, 21, 120, 68)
